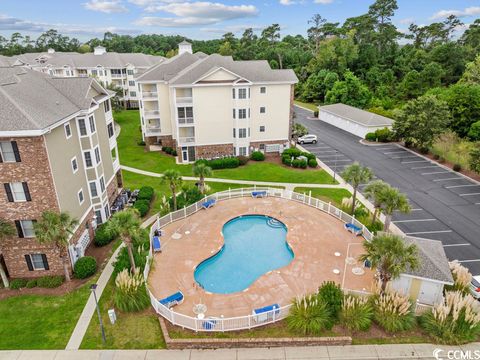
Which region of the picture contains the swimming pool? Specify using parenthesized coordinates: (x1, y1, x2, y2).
(194, 215, 294, 294)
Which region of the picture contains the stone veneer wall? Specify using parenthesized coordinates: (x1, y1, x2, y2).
(192, 143, 234, 161)
(146, 135, 177, 149)
(106, 170, 121, 206)
(250, 139, 289, 152)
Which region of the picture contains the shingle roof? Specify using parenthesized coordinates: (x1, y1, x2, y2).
(319, 103, 393, 127)
(402, 236, 453, 284)
(135, 52, 203, 82)
(0, 55, 17, 67)
(0, 67, 107, 132)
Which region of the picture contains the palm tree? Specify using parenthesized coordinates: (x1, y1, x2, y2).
(379, 186, 411, 231)
(0, 218, 15, 287)
(341, 162, 374, 214)
(162, 169, 183, 211)
(192, 163, 212, 194)
(34, 211, 78, 282)
(105, 209, 141, 273)
(364, 180, 390, 226)
(359, 233, 419, 293)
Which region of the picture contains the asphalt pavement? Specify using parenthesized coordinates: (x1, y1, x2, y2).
(295, 106, 480, 274)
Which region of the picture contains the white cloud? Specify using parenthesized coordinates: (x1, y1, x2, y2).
(279, 0, 296, 5)
(200, 24, 265, 34)
(399, 17, 414, 25)
(84, 0, 128, 13)
(431, 6, 480, 20)
(314, 0, 333, 4)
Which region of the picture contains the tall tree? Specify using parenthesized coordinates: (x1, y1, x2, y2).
(379, 186, 411, 231)
(364, 180, 390, 226)
(193, 163, 212, 194)
(162, 169, 183, 211)
(325, 70, 372, 108)
(0, 219, 15, 287)
(341, 162, 374, 214)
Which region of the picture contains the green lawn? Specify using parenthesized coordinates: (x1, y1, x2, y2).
(294, 100, 318, 112)
(115, 110, 333, 184)
(294, 187, 352, 208)
(0, 283, 92, 349)
(80, 277, 166, 349)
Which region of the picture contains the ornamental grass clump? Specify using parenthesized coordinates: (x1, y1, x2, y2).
(421, 291, 480, 344)
(114, 269, 150, 312)
(374, 290, 415, 333)
(286, 294, 334, 335)
(446, 260, 472, 295)
(340, 295, 373, 331)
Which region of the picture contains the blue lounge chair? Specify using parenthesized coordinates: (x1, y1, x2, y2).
(202, 318, 217, 330)
(364, 259, 372, 268)
(201, 199, 216, 209)
(152, 236, 161, 253)
(344, 223, 363, 236)
(159, 291, 184, 308)
(253, 303, 280, 322)
(252, 190, 267, 198)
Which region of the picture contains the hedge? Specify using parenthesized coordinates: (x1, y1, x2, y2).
(37, 276, 64, 288)
(74, 256, 97, 279)
(94, 223, 115, 247)
(134, 199, 150, 217)
(137, 186, 154, 201)
(250, 151, 265, 161)
(196, 157, 240, 170)
(10, 279, 27, 289)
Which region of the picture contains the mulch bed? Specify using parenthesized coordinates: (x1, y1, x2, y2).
(0, 240, 118, 300)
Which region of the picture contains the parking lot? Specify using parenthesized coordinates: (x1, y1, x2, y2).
(295, 106, 480, 274)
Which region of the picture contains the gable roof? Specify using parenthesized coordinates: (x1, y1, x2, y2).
(319, 103, 393, 127)
(135, 52, 204, 82)
(0, 67, 110, 133)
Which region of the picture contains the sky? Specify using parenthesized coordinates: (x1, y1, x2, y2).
(0, 0, 479, 41)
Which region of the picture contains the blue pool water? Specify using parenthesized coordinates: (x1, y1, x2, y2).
(194, 215, 294, 294)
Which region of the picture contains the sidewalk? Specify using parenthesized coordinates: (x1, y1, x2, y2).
(2, 343, 479, 359)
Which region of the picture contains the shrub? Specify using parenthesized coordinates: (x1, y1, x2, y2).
(421, 291, 480, 344)
(340, 295, 373, 331)
(237, 155, 249, 166)
(37, 275, 64, 288)
(445, 260, 472, 295)
(171, 150, 177, 156)
(137, 186, 154, 201)
(438, 157, 445, 163)
(375, 128, 393, 143)
(9, 278, 27, 289)
(113, 243, 148, 275)
(433, 154, 440, 160)
(26, 279, 37, 288)
(282, 148, 302, 158)
(134, 199, 150, 217)
(453, 163, 462, 172)
(250, 151, 265, 161)
(308, 158, 318, 168)
(470, 146, 480, 174)
(162, 146, 173, 154)
(286, 295, 334, 335)
(114, 270, 150, 312)
(374, 290, 415, 333)
(282, 154, 292, 166)
(74, 256, 97, 279)
(292, 159, 307, 169)
(365, 132, 377, 142)
(317, 281, 343, 319)
(313, 110, 319, 117)
(170, 185, 203, 210)
(419, 147, 429, 154)
(94, 223, 115, 246)
(302, 152, 316, 161)
(203, 157, 240, 170)
(137, 140, 146, 146)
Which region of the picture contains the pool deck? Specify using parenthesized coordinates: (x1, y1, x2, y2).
(148, 196, 374, 318)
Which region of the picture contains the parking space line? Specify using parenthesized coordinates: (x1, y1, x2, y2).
(315, 150, 337, 153)
(401, 160, 430, 164)
(443, 243, 471, 247)
(458, 259, 480, 263)
(405, 230, 453, 235)
(308, 146, 331, 150)
(411, 165, 438, 169)
(446, 184, 480, 189)
(421, 171, 450, 175)
(391, 155, 418, 159)
(375, 146, 397, 150)
(393, 219, 436, 223)
(433, 177, 463, 182)
(322, 159, 352, 163)
(460, 193, 480, 197)
(384, 151, 407, 155)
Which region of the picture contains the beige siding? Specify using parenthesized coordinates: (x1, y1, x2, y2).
(158, 83, 172, 135)
(94, 106, 114, 182)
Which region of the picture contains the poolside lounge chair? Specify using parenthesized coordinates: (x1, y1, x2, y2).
(152, 236, 161, 253)
(201, 199, 216, 209)
(344, 223, 363, 236)
(158, 291, 184, 308)
(202, 318, 217, 330)
(252, 303, 280, 322)
(251, 190, 267, 198)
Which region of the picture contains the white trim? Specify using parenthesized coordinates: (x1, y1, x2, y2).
(399, 273, 453, 286)
(71, 156, 78, 174)
(89, 180, 99, 198)
(319, 108, 392, 128)
(64, 122, 72, 139)
(94, 145, 102, 165)
(83, 150, 93, 168)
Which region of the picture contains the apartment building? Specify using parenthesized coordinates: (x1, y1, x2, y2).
(136, 41, 298, 163)
(0, 66, 122, 282)
(12, 46, 164, 109)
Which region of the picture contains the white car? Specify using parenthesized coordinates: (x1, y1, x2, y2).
(297, 134, 317, 144)
(470, 276, 480, 300)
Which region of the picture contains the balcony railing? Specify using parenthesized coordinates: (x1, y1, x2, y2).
(176, 96, 193, 104)
(143, 91, 158, 98)
(144, 110, 160, 117)
(178, 117, 194, 125)
(179, 136, 195, 144)
(111, 73, 125, 78)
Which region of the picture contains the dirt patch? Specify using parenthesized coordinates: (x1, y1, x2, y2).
(0, 240, 118, 300)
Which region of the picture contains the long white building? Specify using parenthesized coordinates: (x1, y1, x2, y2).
(136, 41, 298, 163)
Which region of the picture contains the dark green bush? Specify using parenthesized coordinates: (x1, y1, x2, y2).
(453, 164, 462, 172)
(37, 276, 64, 288)
(433, 154, 440, 160)
(308, 158, 318, 168)
(206, 157, 240, 170)
(317, 281, 344, 319)
(365, 132, 377, 141)
(134, 199, 150, 217)
(438, 157, 445, 163)
(237, 155, 249, 166)
(282, 154, 292, 166)
(162, 146, 173, 154)
(171, 150, 177, 156)
(375, 128, 393, 142)
(250, 151, 265, 161)
(292, 159, 307, 169)
(137, 186, 154, 201)
(74, 256, 97, 279)
(302, 152, 316, 161)
(282, 148, 302, 158)
(137, 140, 146, 146)
(170, 186, 203, 210)
(10, 278, 27, 289)
(26, 279, 37, 288)
(94, 223, 115, 247)
(313, 110, 319, 117)
(419, 147, 429, 154)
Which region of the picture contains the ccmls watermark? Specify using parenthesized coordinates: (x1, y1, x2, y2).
(434, 348, 480, 360)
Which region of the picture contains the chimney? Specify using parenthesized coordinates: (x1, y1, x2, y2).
(178, 40, 192, 55)
(47, 48, 55, 54)
(94, 46, 107, 55)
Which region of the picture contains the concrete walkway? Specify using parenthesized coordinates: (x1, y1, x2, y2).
(2, 343, 480, 359)
(121, 165, 344, 191)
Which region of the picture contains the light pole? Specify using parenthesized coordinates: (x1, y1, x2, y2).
(90, 283, 106, 344)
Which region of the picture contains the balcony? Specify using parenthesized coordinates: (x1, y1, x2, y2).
(178, 117, 194, 125)
(111, 73, 125, 78)
(179, 136, 195, 144)
(144, 110, 160, 118)
(176, 96, 193, 104)
(143, 91, 158, 99)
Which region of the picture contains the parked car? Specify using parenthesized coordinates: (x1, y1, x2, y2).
(469, 276, 480, 300)
(297, 134, 317, 144)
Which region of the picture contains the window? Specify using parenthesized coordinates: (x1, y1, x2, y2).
(238, 128, 247, 138)
(94, 147, 101, 164)
(259, 144, 265, 150)
(260, 87, 266, 94)
(177, 107, 193, 123)
(89, 116, 96, 133)
(239, 147, 247, 156)
(78, 119, 87, 136)
(71, 157, 78, 173)
(232, 109, 236, 119)
(130, 91, 136, 97)
(107, 122, 114, 138)
(4, 182, 30, 202)
(64, 123, 72, 139)
(238, 88, 247, 99)
(260, 107, 266, 114)
(233, 128, 236, 138)
(16, 220, 36, 238)
(84, 151, 93, 168)
(78, 189, 84, 204)
(26, 254, 48, 271)
(128, 80, 135, 86)
(104, 100, 111, 113)
(238, 109, 247, 119)
(95, 210, 103, 225)
(260, 126, 265, 132)
(91, 69, 97, 76)
(100, 176, 106, 193)
(232, 88, 236, 99)
(89, 181, 98, 197)
(104, 204, 110, 219)
(0, 141, 20, 163)
(127, 69, 134, 75)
